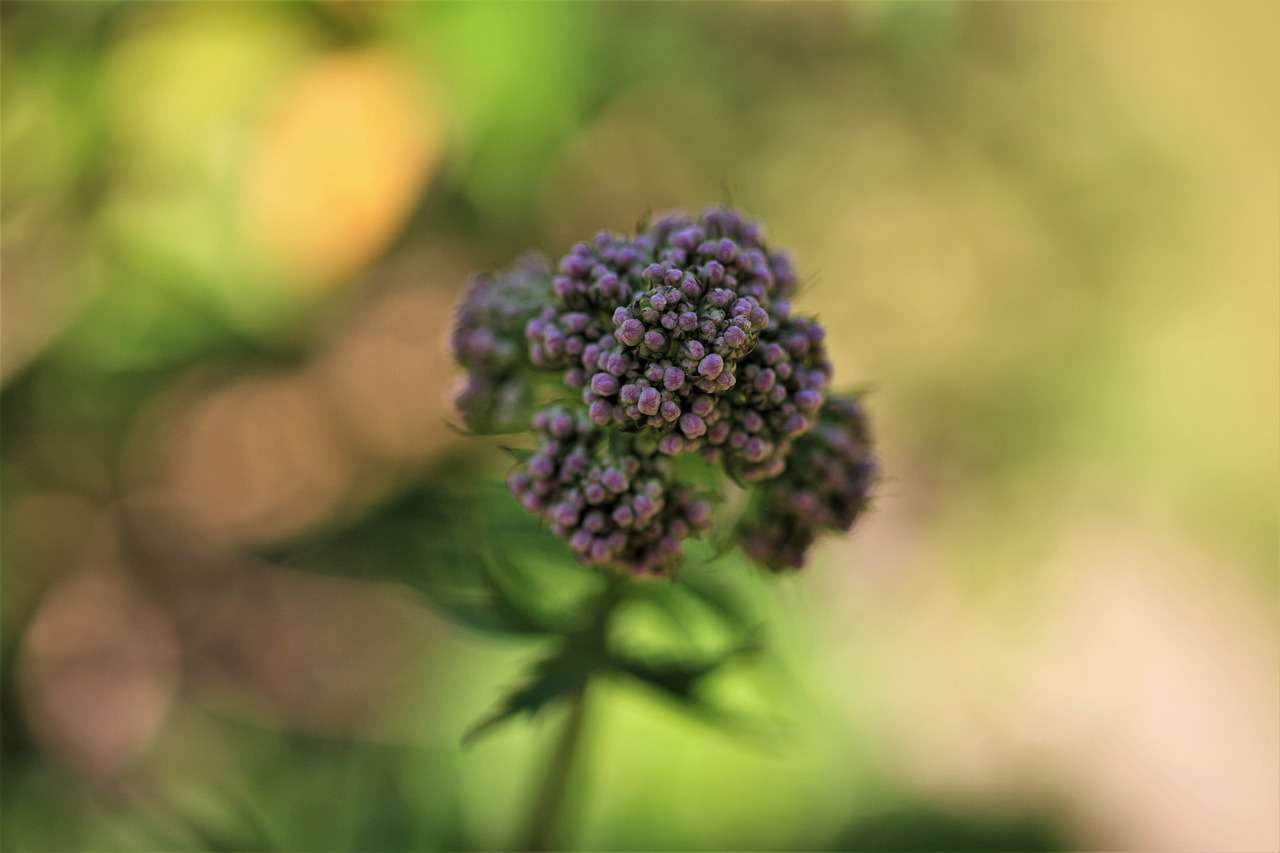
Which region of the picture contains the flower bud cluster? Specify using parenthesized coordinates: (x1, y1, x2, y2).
(506, 406, 714, 575)
(452, 254, 552, 432)
(707, 313, 834, 481)
(738, 395, 877, 570)
(525, 208, 802, 447)
(452, 208, 874, 576)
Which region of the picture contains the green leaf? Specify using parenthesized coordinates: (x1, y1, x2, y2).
(607, 641, 758, 704)
(463, 645, 596, 745)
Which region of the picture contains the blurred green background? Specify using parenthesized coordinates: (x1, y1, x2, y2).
(2, 2, 1276, 851)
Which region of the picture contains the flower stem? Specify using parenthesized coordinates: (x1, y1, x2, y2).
(520, 680, 592, 852)
(519, 578, 624, 851)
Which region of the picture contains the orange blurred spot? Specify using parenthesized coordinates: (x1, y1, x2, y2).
(241, 51, 439, 292)
(163, 373, 353, 545)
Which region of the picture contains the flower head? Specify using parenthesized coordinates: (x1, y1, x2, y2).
(737, 394, 877, 570)
(451, 208, 873, 576)
(452, 253, 552, 432)
(529, 208, 798, 440)
(507, 405, 713, 576)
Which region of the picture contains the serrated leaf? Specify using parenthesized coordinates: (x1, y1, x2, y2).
(463, 646, 596, 745)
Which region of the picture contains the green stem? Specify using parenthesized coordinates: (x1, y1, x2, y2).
(519, 578, 624, 851)
(520, 680, 592, 852)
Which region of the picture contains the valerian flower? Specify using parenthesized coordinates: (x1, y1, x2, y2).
(451, 208, 875, 576)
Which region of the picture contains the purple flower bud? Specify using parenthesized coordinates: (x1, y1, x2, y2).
(638, 387, 661, 416)
(590, 539, 614, 563)
(698, 353, 725, 379)
(658, 434, 685, 455)
(589, 400, 612, 425)
(612, 505, 635, 527)
(743, 437, 769, 462)
(754, 368, 776, 392)
(660, 400, 681, 422)
(584, 484, 607, 505)
(554, 503, 580, 526)
(618, 319, 645, 346)
(684, 340, 706, 361)
(795, 389, 822, 412)
(687, 499, 712, 528)
(703, 260, 725, 283)
(550, 411, 575, 438)
(723, 325, 748, 348)
(679, 413, 707, 438)
(597, 271, 620, 293)
(602, 467, 628, 494)
(561, 254, 590, 276)
(590, 373, 619, 396)
(718, 238, 737, 262)
(643, 330, 666, 351)
(620, 384, 641, 405)
(783, 413, 810, 435)
(570, 529, 593, 552)
(663, 367, 686, 391)
(529, 453, 555, 479)
(606, 353, 629, 376)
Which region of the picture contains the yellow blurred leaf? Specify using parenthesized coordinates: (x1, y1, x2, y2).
(241, 51, 441, 293)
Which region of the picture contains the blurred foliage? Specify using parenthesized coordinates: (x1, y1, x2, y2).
(3, 1, 1276, 851)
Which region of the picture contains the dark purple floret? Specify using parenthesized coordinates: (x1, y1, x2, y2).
(507, 405, 713, 575)
(451, 253, 553, 432)
(737, 394, 876, 571)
